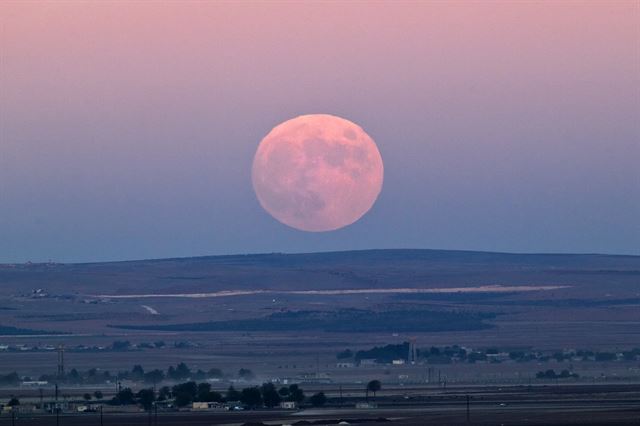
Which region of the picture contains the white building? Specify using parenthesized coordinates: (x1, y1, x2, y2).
(280, 401, 297, 409)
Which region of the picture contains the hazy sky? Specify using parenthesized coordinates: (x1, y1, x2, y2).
(1, 1, 639, 263)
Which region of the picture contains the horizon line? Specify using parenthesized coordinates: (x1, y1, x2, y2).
(2, 247, 639, 266)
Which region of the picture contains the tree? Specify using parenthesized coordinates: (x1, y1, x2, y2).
(144, 369, 165, 385)
(67, 368, 81, 384)
(137, 388, 155, 411)
(83, 393, 92, 401)
(112, 340, 131, 351)
(261, 383, 281, 408)
(288, 384, 305, 404)
(536, 369, 578, 380)
(168, 363, 191, 381)
(172, 381, 197, 407)
(131, 365, 145, 381)
(7, 397, 20, 406)
(113, 388, 135, 405)
(197, 382, 211, 397)
(197, 382, 222, 402)
(94, 391, 103, 400)
(278, 387, 290, 397)
(337, 349, 353, 359)
(310, 392, 327, 407)
(240, 387, 263, 408)
(226, 386, 241, 401)
(367, 380, 381, 399)
(509, 351, 525, 361)
(86, 368, 99, 382)
(0, 373, 20, 386)
(157, 386, 171, 401)
(176, 363, 191, 379)
(167, 366, 176, 380)
(238, 368, 254, 380)
(207, 368, 223, 378)
(595, 352, 616, 362)
(205, 390, 223, 402)
(467, 352, 487, 363)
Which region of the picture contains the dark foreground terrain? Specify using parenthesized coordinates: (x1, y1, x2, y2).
(2, 384, 639, 425)
(1, 249, 640, 426)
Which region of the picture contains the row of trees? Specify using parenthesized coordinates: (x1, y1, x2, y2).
(339, 343, 640, 365)
(6, 379, 383, 410)
(126, 363, 226, 384)
(4, 363, 249, 386)
(535, 369, 580, 380)
(341, 343, 492, 364)
(110, 382, 328, 410)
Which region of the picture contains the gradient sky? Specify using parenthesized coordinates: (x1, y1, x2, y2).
(1, 1, 639, 263)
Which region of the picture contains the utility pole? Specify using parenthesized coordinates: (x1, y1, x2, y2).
(11, 410, 15, 426)
(409, 338, 417, 364)
(57, 344, 65, 378)
(100, 405, 103, 426)
(466, 394, 471, 423)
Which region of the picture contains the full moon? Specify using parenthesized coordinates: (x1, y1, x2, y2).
(252, 114, 384, 232)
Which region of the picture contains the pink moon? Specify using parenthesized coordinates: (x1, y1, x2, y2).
(252, 114, 384, 232)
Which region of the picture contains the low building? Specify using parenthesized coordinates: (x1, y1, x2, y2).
(296, 372, 332, 384)
(280, 401, 297, 409)
(21, 380, 48, 387)
(355, 402, 378, 409)
(192, 401, 226, 411)
(336, 362, 355, 368)
(486, 352, 510, 363)
(43, 401, 70, 413)
(2, 403, 37, 413)
(392, 359, 405, 365)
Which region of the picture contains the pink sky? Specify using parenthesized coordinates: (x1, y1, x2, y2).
(1, 1, 638, 261)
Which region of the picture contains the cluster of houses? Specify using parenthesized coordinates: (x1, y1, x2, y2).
(0, 398, 301, 415)
(0, 340, 197, 353)
(191, 400, 297, 411)
(1, 401, 101, 415)
(336, 346, 640, 368)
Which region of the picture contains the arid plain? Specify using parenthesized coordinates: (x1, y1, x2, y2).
(1, 249, 639, 381)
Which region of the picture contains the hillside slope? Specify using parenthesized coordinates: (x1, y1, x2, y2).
(1, 249, 638, 297)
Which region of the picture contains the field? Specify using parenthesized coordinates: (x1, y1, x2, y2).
(0, 249, 640, 424)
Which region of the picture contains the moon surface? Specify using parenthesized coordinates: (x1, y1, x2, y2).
(252, 114, 384, 232)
